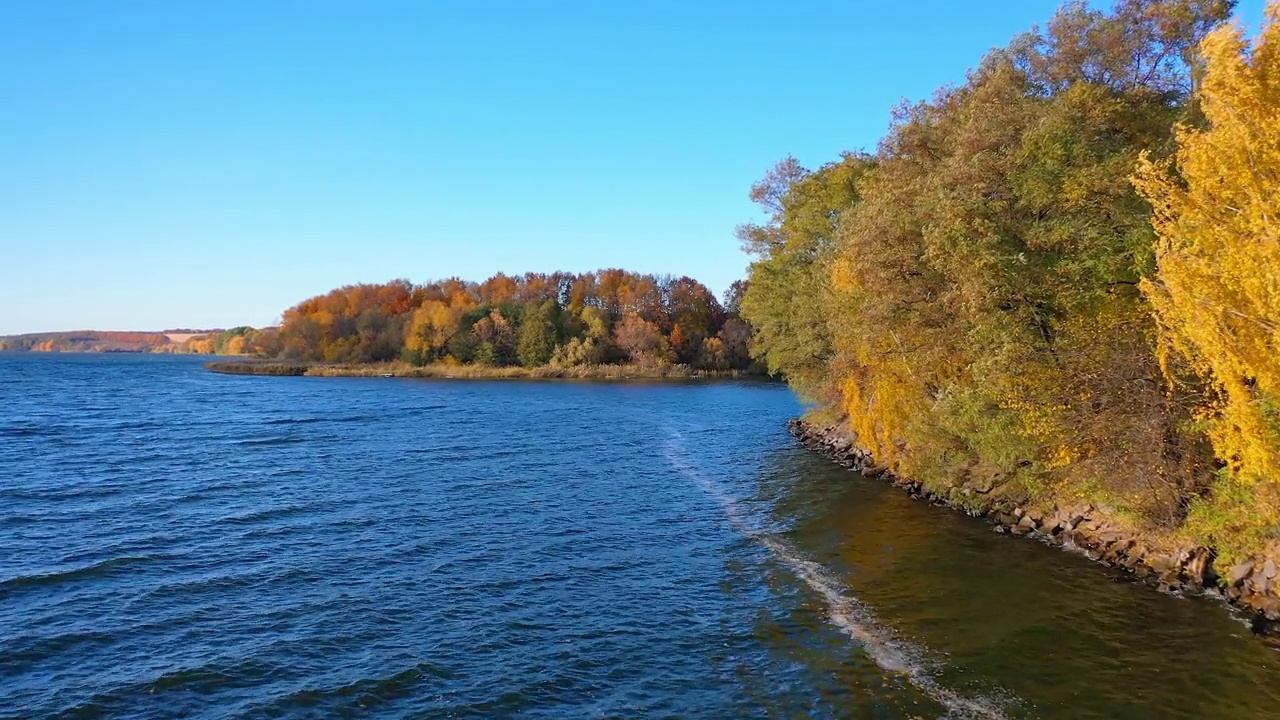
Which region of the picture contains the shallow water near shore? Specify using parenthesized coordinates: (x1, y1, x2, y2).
(3, 353, 1280, 719)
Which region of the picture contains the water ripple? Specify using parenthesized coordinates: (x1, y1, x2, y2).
(3, 355, 1280, 720)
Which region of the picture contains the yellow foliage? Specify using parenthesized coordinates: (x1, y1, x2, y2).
(406, 297, 477, 357)
(1133, 5, 1280, 545)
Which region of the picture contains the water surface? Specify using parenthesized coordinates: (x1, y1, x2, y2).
(2, 353, 1278, 718)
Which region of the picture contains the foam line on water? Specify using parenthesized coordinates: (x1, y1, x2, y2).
(664, 434, 1008, 720)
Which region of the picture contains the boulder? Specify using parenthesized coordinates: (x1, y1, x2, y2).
(1230, 561, 1256, 586)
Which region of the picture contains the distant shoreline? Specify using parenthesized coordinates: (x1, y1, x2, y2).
(204, 359, 768, 381)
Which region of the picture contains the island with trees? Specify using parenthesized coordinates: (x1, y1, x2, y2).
(207, 270, 760, 379)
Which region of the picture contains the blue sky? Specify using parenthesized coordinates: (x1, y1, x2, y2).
(0, 1, 1268, 334)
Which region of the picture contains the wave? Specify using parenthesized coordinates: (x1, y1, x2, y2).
(664, 432, 1010, 720)
(235, 436, 307, 447)
(220, 502, 326, 526)
(0, 424, 65, 438)
(263, 414, 384, 426)
(0, 555, 153, 596)
(242, 662, 453, 715)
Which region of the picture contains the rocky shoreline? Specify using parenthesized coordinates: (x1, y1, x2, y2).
(789, 419, 1280, 640)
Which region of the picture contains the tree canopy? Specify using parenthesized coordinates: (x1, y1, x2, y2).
(738, 0, 1280, 559)
(271, 271, 756, 373)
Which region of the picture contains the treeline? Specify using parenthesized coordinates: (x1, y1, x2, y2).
(184, 327, 274, 356)
(0, 331, 176, 353)
(0, 328, 269, 355)
(267, 271, 756, 371)
(741, 0, 1280, 560)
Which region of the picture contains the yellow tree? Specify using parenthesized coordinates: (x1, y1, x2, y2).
(406, 296, 475, 363)
(1134, 4, 1280, 552)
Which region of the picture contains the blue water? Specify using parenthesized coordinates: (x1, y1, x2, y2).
(2, 353, 1279, 719)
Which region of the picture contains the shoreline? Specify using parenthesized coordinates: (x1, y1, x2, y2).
(789, 419, 1280, 641)
(204, 359, 766, 382)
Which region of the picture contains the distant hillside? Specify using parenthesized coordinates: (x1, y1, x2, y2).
(0, 327, 272, 355)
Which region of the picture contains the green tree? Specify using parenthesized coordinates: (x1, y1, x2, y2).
(517, 298, 561, 367)
(738, 152, 874, 402)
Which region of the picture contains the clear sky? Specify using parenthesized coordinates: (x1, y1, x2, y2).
(0, 1, 1268, 334)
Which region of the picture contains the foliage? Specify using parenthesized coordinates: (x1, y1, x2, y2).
(1134, 4, 1280, 557)
(0, 327, 278, 355)
(518, 298, 562, 367)
(268, 270, 756, 373)
(742, 0, 1261, 551)
(738, 153, 875, 402)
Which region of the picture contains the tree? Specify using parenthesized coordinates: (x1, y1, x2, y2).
(718, 318, 753, 369)
(551, 337, 606, 367)
(472, 309, 518, 366)
(722, 279, 749, 316)
(1133, 4, 1280, 553)
(696, 337, 729, 370)
(739, 152, 874, 401)
(737, 0, 1235, 534)
(518, 298, 561, 367)
(614, 314, 671, 366)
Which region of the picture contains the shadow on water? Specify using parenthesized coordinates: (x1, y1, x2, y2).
(748, 447, 1280, 720)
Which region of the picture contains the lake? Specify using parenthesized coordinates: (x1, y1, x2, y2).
(2, 353, 1279, 718)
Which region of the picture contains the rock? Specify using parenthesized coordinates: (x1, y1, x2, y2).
(1017, 514, 1036, 531)
(1247, 573, 1269, 595)
(1014, 507, 1025, 518)
(1230, 561, 1256, 586)
(1102, 541, 1134, 565)
(1259, 596, 1280, 620)
(1251, 614, 1280, 635)
(1150, 554, 1178, 574)
(1096, 529, 1129, 544)
(1266, 558, 1277, 579)
(1184, 550, 1211, 586)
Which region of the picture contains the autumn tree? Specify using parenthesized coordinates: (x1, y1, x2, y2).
(1134, 3, 1280, 553)
(740, 0, 1236, 532)
(261, 270, 754, 371)
(614, 314, 671, 366)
